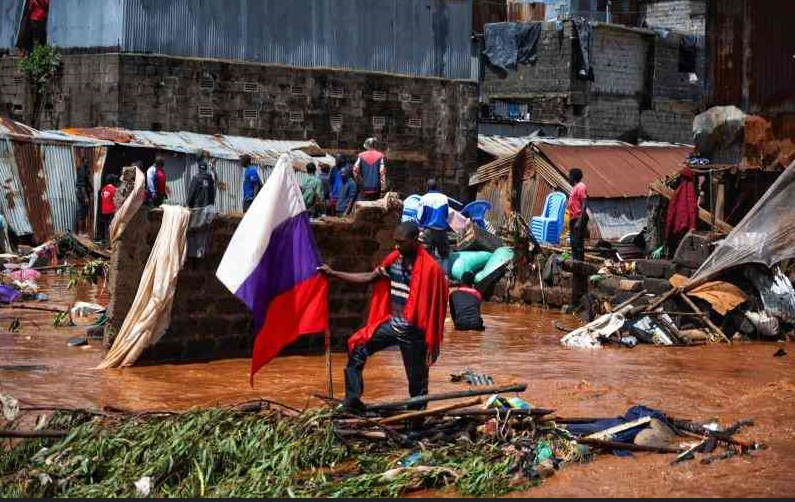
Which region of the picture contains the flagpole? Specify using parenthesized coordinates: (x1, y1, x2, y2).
(325, 327, 333, 400)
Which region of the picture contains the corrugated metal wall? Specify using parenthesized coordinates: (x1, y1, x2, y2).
(48, 0, 473, 80)
(0, 138, 34, 236)
(0, 0, 24, 49)
(41, 144, 79, 235)
(12, 142, 54, 242)
(49, 0, 125, 48)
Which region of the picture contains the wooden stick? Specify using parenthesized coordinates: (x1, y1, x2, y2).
(442, 407, 556, 418)
(680, 293, 731, 344)
(0, 304, 68, 314)
(367, 384, 528, 412)
(334, 430, 388, 441)
(0, 430, 68, 439)
(379, 398, 482, 426)
(628, 287, 680, 318)
(577, 437, 684, 454)
(614, 290, 648, 312)
(325, 328, 333, 401)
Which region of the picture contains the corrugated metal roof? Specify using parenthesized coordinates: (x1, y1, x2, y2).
(1, 117, 110, 146)
(48, 0, 474, 80)
(57, 128, 334, 169)
(0, 138, 34, 236)
(478, 134, 538, 158)
(534, 143, 692, 198)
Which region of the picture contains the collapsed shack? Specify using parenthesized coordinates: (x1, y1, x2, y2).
(561, 160, 795, 348)
(0, 386, 764, 498)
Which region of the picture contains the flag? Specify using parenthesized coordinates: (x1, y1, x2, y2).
(216, 154, 329, 384)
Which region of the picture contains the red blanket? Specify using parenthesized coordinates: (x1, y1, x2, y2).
(665, 166, 698, 240)
(348, 246, 449, 365)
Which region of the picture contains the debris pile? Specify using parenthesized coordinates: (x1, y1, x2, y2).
(0, 386, 763, 498)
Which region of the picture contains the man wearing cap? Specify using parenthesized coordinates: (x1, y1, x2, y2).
(320, 222, 449, 411)
(353, 138, 387, 201)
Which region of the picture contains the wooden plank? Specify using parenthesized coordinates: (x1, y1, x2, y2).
(378, 398, 482, 426)
(680, 293, 732, 344)
(585, 416, 652, 441)
(367, 384, 528, 412)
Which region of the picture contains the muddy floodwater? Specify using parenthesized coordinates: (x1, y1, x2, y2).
(2, 273, 794, 497)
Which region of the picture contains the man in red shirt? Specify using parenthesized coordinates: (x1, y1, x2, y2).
(99, 174, 120, 246)
(566, 168, 588, 262)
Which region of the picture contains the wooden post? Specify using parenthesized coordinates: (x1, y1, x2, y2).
(680, 293, 731, 344)
(325, 328, 333, 400)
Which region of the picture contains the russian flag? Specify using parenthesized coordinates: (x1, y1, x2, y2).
(216, 154, 329, 385)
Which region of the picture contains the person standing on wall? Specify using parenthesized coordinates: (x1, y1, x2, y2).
(18, 0, 49, 55)
(146, 157, 168, 208)
(417, 179, 451, 274)
(566, 168, 588, 262)
(353, 138, 387, 201)
(328, 155, 348, 216)
(74, 157, 92, 237)
(300, 163, 325, 218)
(241, 154, 263, 213)
(187, 159, 216, 209)
(335, 168, 358, 217)
(99, 175, 120, 246)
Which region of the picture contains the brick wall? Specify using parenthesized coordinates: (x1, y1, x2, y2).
(640, 0, 706, 35)
(570, 96, 642, 141)
(651, 32, 705, 102)
(482, 22, 574, 98)
(590, 26, 651, 97)
(105, 200, 402, 363)
(1, 53, 479, 200)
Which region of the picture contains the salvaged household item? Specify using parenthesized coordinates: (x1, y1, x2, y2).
(531, 191, 567, 245)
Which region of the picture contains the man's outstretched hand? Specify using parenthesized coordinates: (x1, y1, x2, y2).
(317, 264, 333, 276)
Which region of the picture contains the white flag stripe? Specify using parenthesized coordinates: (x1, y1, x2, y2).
(216, 154, 306, 295)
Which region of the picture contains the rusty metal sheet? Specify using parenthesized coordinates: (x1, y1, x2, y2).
(0, 138, 33, 236)
(535, 143, 690, 198)
(478, 134, 538, 159)
(706, 0, 744, 108)
(73, 145, 108, 240)
(12, 141, 54, 242)
(748, 0, 795, 112)
(62, 127, 135, 144)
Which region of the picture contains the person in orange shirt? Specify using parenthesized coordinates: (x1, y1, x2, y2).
(99, 174, 120, 246)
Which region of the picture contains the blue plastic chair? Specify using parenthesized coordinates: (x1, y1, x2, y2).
(461, 201, 492, 229)
(402, 195, 422, 223)
(531, 192, 568, 245)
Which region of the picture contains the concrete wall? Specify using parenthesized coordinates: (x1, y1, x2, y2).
(105, 200, 402, 363)
(0, 53, 479, 199)
(640, 0, 706, 35)
(482, 22, 574, 98)
(481, 21, 703, 143)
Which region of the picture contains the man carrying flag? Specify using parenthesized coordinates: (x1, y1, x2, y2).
(319, 221, 449, 411)
(217, 154, 329, 384)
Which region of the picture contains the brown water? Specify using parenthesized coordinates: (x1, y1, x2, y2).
(2, 274, 794, 497)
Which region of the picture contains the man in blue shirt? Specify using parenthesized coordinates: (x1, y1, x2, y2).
(336, 168, 358, 217)
(418, 179, 451, 274)
(241, 154, 263, 212)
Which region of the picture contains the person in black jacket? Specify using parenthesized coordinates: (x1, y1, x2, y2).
(187, 161, 216, 209)
(449, 272, 485, 332)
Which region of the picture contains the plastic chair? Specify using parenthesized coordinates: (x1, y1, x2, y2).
(531, 192, 568, 245)
(402, 195, 422, 223)
(461, 201, 492, 229)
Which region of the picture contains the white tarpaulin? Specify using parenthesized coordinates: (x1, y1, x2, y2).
(109, 168, 146, 247)
(97, 206, 190, 369)
(690, 161, 795, 286)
